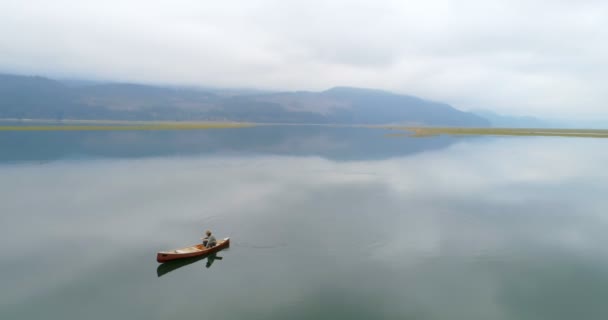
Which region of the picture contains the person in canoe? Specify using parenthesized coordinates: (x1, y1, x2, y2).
(201, 230, 217, 248)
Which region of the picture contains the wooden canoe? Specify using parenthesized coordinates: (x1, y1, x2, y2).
(157, 237, 230, 263)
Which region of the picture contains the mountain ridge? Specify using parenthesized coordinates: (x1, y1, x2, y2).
(0, 73, 489, 126)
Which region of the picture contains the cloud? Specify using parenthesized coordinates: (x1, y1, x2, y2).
(0, 0, 607, 118)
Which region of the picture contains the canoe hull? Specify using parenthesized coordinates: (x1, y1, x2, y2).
(156, 238, 230, 263)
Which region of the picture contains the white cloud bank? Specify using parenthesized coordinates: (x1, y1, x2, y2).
(1, 0, 607, 119)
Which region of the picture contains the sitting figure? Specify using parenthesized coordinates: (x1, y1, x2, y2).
(201, 229, 217, 248)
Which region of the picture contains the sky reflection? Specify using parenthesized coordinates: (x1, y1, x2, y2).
(1, 137, 608, 319)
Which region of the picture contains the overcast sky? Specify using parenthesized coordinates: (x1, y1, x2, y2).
(1, 0, 607, 119)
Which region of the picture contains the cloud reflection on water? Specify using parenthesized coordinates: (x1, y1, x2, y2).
(1, 137, 608, 319)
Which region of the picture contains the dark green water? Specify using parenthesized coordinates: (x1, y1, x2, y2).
(2, 126, 608, 319)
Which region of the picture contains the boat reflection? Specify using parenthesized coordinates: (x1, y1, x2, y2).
(156, 252, 224, 277)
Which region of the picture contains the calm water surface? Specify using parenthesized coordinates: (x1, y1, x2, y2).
(1, 126, 608, 319)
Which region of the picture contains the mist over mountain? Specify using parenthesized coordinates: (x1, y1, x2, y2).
(471, 109, 552, 128)
(470, 109, 608, 129)
(0, 73, 489, 126)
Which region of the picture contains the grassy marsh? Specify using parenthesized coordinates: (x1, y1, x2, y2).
(2, 121, 608, 138)
(0, 122, 253, 131)
(381, 126, 608, 138)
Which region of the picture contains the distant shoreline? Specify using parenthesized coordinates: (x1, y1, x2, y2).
(381, 126, 608, 138)
(0, 118, 250, 125)
(1, 119, 608, 138)
(0, 119, 254, 131)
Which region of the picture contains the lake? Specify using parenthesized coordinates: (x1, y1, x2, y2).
(2, 125, 608, 319)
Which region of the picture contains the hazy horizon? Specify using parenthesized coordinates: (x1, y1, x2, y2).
(1, 71, 605, 127)
(1, 0, 607, 121)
